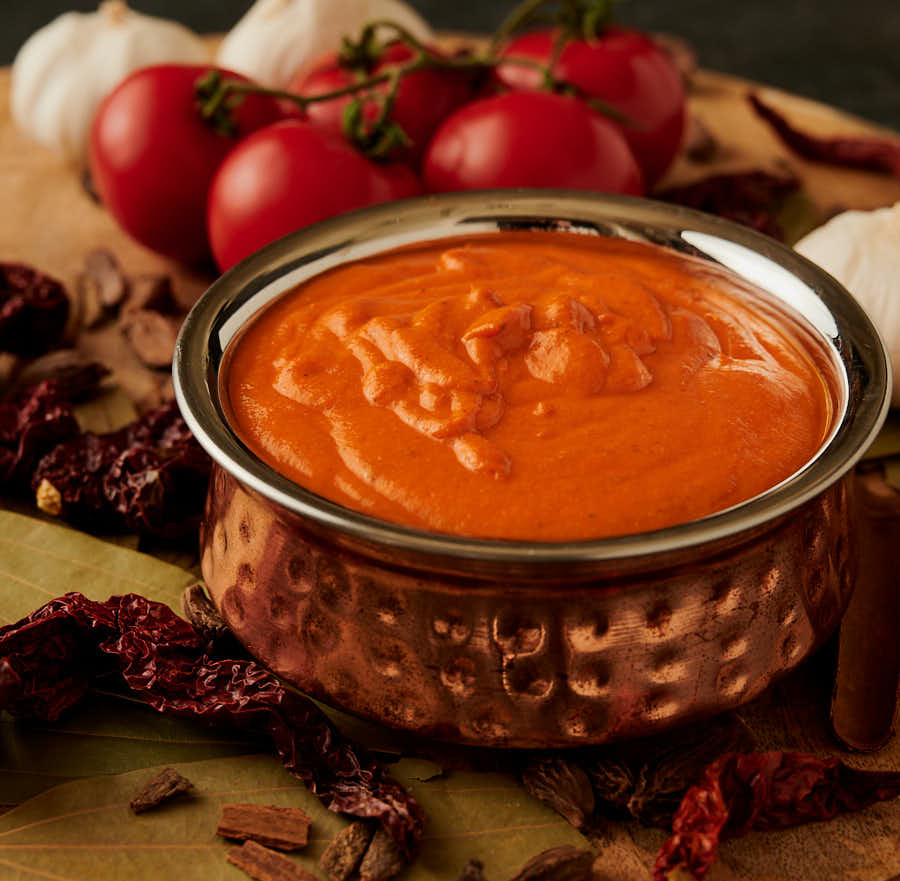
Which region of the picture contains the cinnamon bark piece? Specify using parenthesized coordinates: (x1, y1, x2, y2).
(227, 840, 320, 881)
(217, 803, 311, 851)
(129, 767, 193, 813)
(319, 821, 373, 881)
(831, 467, 900, 750)
(120, 309, 180, 368)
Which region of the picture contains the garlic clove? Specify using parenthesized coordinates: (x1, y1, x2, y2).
(795, 203, 900, 406)
(216, 0, 434, 90)
(11, 2, 209, 165)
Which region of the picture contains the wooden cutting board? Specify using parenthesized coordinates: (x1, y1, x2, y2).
(3, 58, 900, 881)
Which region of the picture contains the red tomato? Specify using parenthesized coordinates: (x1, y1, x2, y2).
(89, 65, 295, 265)
(423, 91, 643, 195)
(290, 44, 474, 165)
(207, 120, 422, 272)
(497, 27, 685, 187)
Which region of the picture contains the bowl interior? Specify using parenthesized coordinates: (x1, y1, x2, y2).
(173, 191, 890, 572)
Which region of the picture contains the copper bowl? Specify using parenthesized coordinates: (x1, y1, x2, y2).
(174, 192, 890, 748)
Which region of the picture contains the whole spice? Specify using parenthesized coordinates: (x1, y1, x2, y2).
(217, 803, 312, 850)
(77, 248, 128, 327)
(830, 468, 900, 750)
(320, 821, 374, 881)
(0, 263, 69, 357)
(227, 840, 319, 881)
(32, 399, 211, 538)
(585, 715, 755, 827)
(508, 846, 594, 881)
(130, 766, 194, 813)
(653, 752, 900, 880)
(359, 826, 407, 881)
(521, 757, 595, 830)
(657, 169, 801, 241)
(0, 380, 79, 490)
(0, 592, 424, 857)
(750, 93, 900, 177)
(181, 584, 234, 647)
(119, 308, 181, 368)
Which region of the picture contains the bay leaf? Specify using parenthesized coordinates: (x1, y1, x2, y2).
(0, 690, 262, 805)
(0, 755, 590, 881)
(74, 385, 138, 435)
(0, 510, 196, 627)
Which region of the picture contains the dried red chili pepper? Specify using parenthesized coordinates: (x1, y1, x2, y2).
(32, 399, 211, 538)
(657, 169, 801, 241)
(750, 93, 900, 177)
(0, 592, 424, 857)
(0, 263, 70, 357)
(0, 380, 80, 489)
(653, 752, 900, 880)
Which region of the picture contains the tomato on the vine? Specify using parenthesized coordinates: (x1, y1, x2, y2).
(290, 43, 475, 165)
(497, 27, 685, 187)
(207, 120, 422, 272)
(423, 90, 643, 195)
(89, 65, 296, 266)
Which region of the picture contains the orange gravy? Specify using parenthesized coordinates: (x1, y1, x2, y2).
(225, 232, 835, 540)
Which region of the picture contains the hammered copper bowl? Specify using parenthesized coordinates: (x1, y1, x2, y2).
(174, 191, 890, 748)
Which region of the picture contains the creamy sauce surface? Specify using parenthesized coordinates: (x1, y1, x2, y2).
(226, 232, 834, 540)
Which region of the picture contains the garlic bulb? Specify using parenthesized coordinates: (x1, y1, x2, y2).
(795, 203, 900, 405)
(11, 1, 209, 165)
(217, 0, 434, 89)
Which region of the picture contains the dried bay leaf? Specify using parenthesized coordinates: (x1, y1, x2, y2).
(0, 755, 590, 881)
(0, 510, 195, 626)
(0, 689, 262, 805)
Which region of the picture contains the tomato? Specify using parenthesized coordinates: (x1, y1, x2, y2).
(497, 27, 685, 187)
(423, 91, 643, 195)
(89, 65, 295, 265)
(290, 44, 474, 165)
(207, 120, 422, 272)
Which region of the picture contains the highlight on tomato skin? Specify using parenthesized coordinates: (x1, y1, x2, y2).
(206, 119, 422, 273)
(422, 90, 644, 196)
(496, 26, 686, 187)
(88, 64, 296, 266)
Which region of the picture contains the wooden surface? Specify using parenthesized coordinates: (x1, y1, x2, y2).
(3, 60, 900, 881)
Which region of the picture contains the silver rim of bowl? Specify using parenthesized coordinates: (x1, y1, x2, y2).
(173, 190, 891, 566)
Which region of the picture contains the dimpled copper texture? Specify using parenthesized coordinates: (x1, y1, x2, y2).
(178, 194, 890, 748)
(200, 465, 856, 748)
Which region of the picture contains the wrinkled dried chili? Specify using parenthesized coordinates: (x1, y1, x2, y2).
(32, 399, 211, 538)
(0, 592, 424, 857)
(0, 263, 69, 357)
(750, 93, 900, 177)
(654, 752, 900, 880)
(657, 169, 801, 241)
(0, 380, 80, 489)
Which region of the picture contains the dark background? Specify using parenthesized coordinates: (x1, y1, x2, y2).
(4, 1, 899, 129)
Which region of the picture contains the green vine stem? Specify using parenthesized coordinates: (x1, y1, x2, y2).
(194, 0, 627, 152)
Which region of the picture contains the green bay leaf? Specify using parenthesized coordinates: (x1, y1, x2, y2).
(0, 754, 589, 880)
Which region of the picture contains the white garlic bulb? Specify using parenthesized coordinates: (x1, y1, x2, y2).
(217, 0, 434, 89)
(795, 203, 900, 405)
(11, 1, 209, 165)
